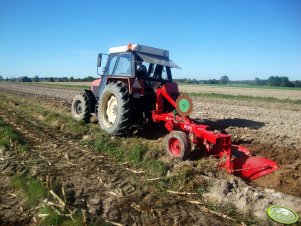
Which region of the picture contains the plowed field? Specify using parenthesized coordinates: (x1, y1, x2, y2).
(1, 82, 301, 226)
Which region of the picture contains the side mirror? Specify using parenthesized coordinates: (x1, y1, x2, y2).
(97, 53, 102, 67)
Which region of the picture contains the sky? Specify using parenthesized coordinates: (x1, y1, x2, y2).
(0, 0, 300, 80)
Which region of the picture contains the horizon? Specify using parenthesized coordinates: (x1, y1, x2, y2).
(2, 75, 300, 82)
(0, 0, 300, 80)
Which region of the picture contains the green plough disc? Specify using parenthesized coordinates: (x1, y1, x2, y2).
(267, 206, 299, 224)
(179, 99, 190, 113)
(175, 94, 193, 116)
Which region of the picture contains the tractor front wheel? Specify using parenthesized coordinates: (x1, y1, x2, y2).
(71, 93, 91, 123)
(166, 131, 191, 160)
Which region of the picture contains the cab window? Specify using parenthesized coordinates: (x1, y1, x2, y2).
(152, 65, 172, 81)
(106, 55, 118, 75)
(114, 53, 132, 76)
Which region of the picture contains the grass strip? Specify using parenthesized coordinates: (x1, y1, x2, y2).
(0, 118, 29, 152)
(1, 117, 46, 207)
(93, 134, 167, 176)
(12, 173, 47, 206)
(0, 118, 20, 148)
(1, 93, 168, 176)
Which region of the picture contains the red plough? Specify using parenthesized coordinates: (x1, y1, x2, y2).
(152, 83, 279, 180)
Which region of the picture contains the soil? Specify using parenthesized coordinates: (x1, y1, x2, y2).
(1, 82, 301, 225)
(0, 84, 239, 225)
(6, 82, 297, 197)
(0, 146, 34, 225)
(0, 108, 237, 226)
(191, 98, 301, 197)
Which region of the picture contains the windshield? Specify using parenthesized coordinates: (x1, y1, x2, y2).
(114, 53, 132, 76)
(105, 54, 118, 75)
(104, 53, 132, 76)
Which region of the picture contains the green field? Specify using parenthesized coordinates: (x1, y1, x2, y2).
(177, 82, 301, 90)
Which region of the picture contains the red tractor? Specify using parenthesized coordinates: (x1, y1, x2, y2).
(71, 43, 278, 180)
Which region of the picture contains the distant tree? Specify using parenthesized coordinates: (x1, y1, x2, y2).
(49, 77, 55, 82)
(254, 77, 260, 85)
(253, 77, 267, 86)
(268, 76, 281, 86)
(33, 76, 40, 82)
(192, 78, 199, 84)
(83, 76, 95, 82)
(205, 79, 219, 84)
(294, 80, 301, 88)
(6, 77, 9, 81)
(268, 76, 274, 86)
(187, 78, 199, 84)
(70, 76, 75, 81)
(268, 76, 293, 87)
(187, 78, 193, 84)
(0, 76, 3, 81)
(219, 75, 230, 84)
(280, 77, 290, 87)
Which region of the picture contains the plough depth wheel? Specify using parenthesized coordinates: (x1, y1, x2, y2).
(166, 131, 191, 160)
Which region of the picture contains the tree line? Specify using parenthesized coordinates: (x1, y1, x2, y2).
(176, 76, 301, 88)
(1, 75, 300, 88)
(0, 75, 97, 82)
(21, 76, 96, 82)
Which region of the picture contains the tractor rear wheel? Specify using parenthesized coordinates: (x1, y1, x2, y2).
(166, 131, 191, 160)
(98, 81, 131, 136)
(71, 93, 91, 123)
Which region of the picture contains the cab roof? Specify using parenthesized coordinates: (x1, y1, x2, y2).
(109, 44, 169, 58)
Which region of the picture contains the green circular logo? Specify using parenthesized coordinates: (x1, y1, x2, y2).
(179, 99, 190, 112)
(267, 206, 299, 224)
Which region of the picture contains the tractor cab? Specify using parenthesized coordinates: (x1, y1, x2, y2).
(95, 44, 181, 98)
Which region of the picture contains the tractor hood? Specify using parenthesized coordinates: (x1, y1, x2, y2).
(137, 52, 181, 69)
